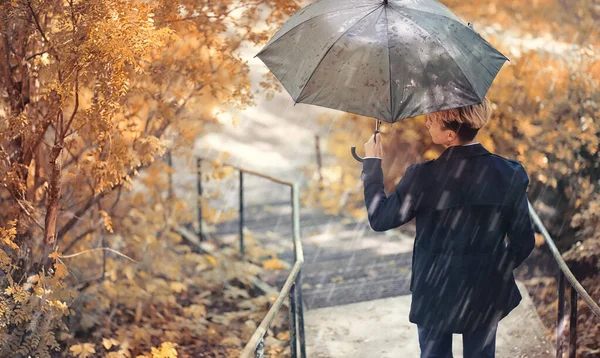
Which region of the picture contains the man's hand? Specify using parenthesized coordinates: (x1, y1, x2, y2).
(364, 133, 383, 158)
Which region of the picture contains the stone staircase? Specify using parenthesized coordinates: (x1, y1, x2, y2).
(214, 201, 553, 357)
(215, 201, 417, 310)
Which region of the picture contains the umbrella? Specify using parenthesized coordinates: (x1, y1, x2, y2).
(255, 0, 508, 161)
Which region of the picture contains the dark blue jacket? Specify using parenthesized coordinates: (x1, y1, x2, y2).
(362, 143, 535, 333)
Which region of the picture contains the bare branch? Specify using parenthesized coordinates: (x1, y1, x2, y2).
(63, 69, 79, 135)
(26, 0, 49, 45)
(9, 51, 48, 71)
(56, 162, 147, 239)
(59, 247, 138, 263)
(1, 183, 44, 230)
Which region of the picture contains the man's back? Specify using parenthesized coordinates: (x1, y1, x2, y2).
(362, 143, 535, 333)
(408, 144, 529, 256)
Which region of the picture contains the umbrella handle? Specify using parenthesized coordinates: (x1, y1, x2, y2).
(351, 128, 380, 163)
(351, 146, 364, 162)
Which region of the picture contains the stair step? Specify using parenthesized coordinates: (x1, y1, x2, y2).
(216, 222, 385, 244)
(278, 244, 411, 264)
(265, 252, 412, 286)
(301, 275, 412, 310)
(207, 203, 419, 309)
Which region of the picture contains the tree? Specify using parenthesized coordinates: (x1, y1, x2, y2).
(0, 0, 300, 356)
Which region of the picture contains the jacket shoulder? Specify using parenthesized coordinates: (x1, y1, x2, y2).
(412, 159, 435, 168)
(489, 153, 523, 167)
(489, 154, 528, 180)
(404, 160, 434, 176)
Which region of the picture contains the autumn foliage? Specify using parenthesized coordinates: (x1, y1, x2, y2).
(0, 0, 300, 356)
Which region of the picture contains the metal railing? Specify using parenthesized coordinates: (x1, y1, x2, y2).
(528, 201, 600, 358)
(195, 158, 306, 358)
(193, 156, 598, 358)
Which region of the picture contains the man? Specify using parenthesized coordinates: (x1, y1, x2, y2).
(361, 98, 535, 358)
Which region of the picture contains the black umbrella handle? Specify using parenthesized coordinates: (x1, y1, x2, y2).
(351, 146, 363, 162)
(351, 127, 380, 163)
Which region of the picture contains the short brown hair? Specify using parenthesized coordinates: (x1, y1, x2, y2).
(426, 97, 492, 142)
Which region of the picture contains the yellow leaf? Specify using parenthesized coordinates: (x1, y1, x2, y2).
(534, 233, 546, 247)
(4, 286, 15, 296)
(99, 210, 114, 233)
(184, 304, 206, 318)
(276, 331, 290, 341)
(262, 258, 286, 270)
(204, 254, 217, 266)
(169, 282, 187, 293)
(103, 338, 120, 350)
(70, 343, 96, 358)
(150, 342, 178, 358)
(55, 262, 68, 279)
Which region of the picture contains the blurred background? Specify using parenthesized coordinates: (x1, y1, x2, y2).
(0, 0, 598, 357)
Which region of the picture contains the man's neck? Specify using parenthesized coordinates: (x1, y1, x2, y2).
(447, 140, 479, 147)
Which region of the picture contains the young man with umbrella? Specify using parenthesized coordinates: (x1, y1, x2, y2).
(255, 0, 535, 356)
(362, 98, 535, 358)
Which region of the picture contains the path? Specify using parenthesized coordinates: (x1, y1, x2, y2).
(214, 202, 553, 357)
(304, 282, 552, 358)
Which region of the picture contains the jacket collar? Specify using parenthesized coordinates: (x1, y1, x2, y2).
(437, 143, 491, 160)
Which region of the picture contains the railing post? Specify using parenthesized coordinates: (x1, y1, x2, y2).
(557, 271, 565, 358)
(254, 338, 264, 358)
(297, 269, 307, 358)
(240, 171, 245, 257)
(196, 158, 205, 242)
(289, 282, 297, 358)
(569, 287, 578, 358)
(291, 184, 306, 358)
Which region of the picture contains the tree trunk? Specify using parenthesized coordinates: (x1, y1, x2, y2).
(43, 145, 62, 259)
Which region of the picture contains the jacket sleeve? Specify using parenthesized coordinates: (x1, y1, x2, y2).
(362, 158, 418, 232)
(504, 166, 535, 269)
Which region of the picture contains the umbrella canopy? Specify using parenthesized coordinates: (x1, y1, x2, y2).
(255, 0, 508, 123)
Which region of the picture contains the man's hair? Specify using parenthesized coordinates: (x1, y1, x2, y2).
(426, 97, 492, 142)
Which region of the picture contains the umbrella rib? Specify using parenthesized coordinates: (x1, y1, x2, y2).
(255, 4, 376, 58)
(296, 6, 383, 104)
(390, 7, 480, 101)
(384, 6, 394, 123)
(400, 7, 508, 61)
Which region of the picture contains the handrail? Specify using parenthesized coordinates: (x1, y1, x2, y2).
(195, 157, 305, 358)
(198, 156, 295, 187)
(527, 200, 600, 358)
(238, 178, 306, 358)
(240, 261, 303, 357)
(528, 201, 600, 317)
